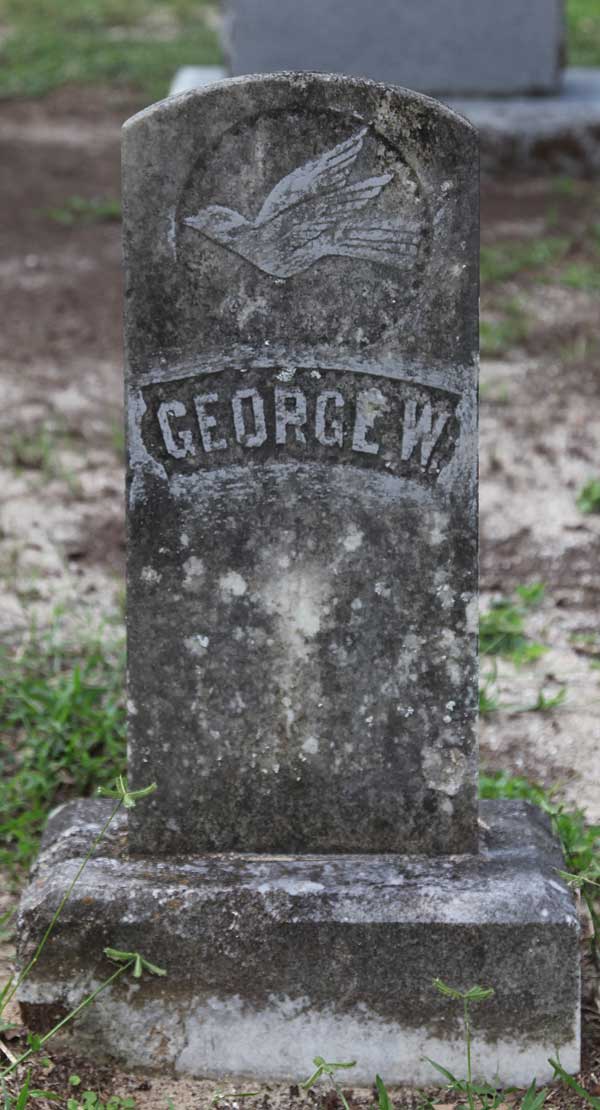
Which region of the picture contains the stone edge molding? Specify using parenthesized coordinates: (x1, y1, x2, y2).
(17, 799, 580, 1085)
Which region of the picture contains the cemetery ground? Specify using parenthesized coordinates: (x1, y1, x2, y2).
(1, 2, 600, 1106)
(1, 86, 600, 1108)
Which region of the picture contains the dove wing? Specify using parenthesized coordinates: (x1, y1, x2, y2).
(328, 220, 423, 269)
(256, 128, 370, 225)
(271, 180, 417, 250)
(273, 176, 395, 249)
(275, 185, 423, 274)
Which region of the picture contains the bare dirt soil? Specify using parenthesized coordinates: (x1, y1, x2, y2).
(1, 87, 599, 1108)
(0, 86, 136, 641)
(478, 179, 600, 818)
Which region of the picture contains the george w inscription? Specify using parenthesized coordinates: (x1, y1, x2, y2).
(142, 368, 458, 477)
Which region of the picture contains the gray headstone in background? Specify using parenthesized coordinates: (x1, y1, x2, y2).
(224, 0, 564, 97)
(123, 73, 479, 857)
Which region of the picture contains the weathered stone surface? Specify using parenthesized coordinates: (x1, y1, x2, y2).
(18, 799, 580, 1085)
(124, 73, 479, 856)
(223, 0, 565, 97)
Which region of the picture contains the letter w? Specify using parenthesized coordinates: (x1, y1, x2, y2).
(401, 400, 449, 467)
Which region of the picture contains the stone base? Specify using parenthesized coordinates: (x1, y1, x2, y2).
(17, 800, 579, 1086)
(168, 67, 600, 177)
(451, 68, 600, 176)
(169, 65, 227, 96)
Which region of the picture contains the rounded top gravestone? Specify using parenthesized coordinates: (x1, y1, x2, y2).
(123, 73, 480, 856)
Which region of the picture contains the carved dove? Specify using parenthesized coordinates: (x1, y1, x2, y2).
(183, 128, 423, 279)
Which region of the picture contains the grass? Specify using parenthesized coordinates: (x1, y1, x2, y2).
(45, 196, 121, 226)
(0, 629, 598, 1106)
(479, 165, 599, 362)
(3, 425, 61, 477)
(480, 221, 600, 358)
(481, 234, 600, 299)
(1, 777, 162, 1108)
(0, 0, 221, 102)
(0, 583, 559, 871)
(479, 665, 568, 716)
(577, 479, 600, 514)
(478, 585, 573, 717)
(1, 423, 84, 497)
(302, 1056, 357, 1110)
(302, 952, 600, 1109)
(568, 0, 600, 67)
(478, 379, 509, 404)
(0, 618, 126, 874)
(67, 1092, 136, 1110)
(480, 238, 570, 285)
(558, 262, 600, 291)
(480, 301, 530, 358)
(479, 583, 547, 664)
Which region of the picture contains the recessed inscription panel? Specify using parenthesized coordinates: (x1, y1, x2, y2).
(141, 368, 459, 480)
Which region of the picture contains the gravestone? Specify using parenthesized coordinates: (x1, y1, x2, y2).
(125, 71, 480, 858)
(17, 74, 580, 1085)
(223, 0, 565, 97)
